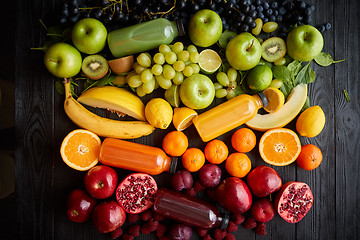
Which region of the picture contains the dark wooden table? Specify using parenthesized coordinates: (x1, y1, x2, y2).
(15, 0, 360, 239)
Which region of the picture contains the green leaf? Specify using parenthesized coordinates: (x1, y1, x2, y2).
(279, 81, 294, 99)
(314, 52, 346, 67)
(272, 65, 292, 84)
(218, 30, 237, 49)
(301, 96, 310, 112)
(295, 62, 315, 85)
(55, 80, 65, 94)
(96, 75, 116, 87)
(287, 60, 302, 79)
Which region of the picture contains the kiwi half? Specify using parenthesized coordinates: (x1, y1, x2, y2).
(261, 37, 287, 62)
(82, 55, 109, 80)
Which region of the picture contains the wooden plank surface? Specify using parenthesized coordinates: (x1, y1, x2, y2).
(14, 0, 360, 239)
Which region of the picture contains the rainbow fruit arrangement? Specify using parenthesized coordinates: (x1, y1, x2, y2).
(37, 0, 345, 239)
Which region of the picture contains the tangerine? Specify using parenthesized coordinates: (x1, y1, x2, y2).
(60, 129, 101, 171)
(182, 148, 205, 172)
(204, 139, 229, 164)
(225, 152, 252, 178)
(296, 144, 323, 170)
(259, 128, 301, 166)
(162, 131, 189, 157)
(231, 128, 257, 153)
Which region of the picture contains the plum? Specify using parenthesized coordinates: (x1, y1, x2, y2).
(250, 198, 275, 223)
(198, 164, 222, 188)
(171, 170, 193, 191)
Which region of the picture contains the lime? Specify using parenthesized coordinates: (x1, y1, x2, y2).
(198, 49, 222, 74)
(165, 84, 180, 107)
(246, 65, 272, 92)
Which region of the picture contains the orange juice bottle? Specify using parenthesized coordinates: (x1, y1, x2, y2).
(192, 93, 267, 142)
(99, 138, 177, 175)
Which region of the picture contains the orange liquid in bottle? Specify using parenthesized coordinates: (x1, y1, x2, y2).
(193, 93, 265, 142)
(99, 138, 177, 175)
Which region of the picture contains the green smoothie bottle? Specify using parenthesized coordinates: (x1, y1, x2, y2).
(107, 18, 185, 58)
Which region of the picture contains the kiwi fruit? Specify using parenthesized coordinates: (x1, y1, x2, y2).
(82, 55, 109, 80)
(261, 37, 287, 62)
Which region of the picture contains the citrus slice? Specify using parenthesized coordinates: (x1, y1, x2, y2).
(259, 128, 301, 166)
(60, 129, 101, 171)
(172, 107, 198, 131)
(164, 84, 180, 107)
(263, 87, 285, 113)
(198, 49, 222, 74)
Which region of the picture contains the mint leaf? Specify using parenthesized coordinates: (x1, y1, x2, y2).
(279, 81, 294, 99)
(272, 65, 292, 84)
(314, 52, 345, 66)
(96, 75, 116, 87)
(295, 62, 315, 85)
(55, 79, 65, 94)
(301, 97, 310, 112)
(287, 60, 302, 80)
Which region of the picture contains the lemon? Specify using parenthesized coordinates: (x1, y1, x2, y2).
(246, 65, 273, 92)
(198, 49, 222, 74)
(296, 105, 325, 138)
(172, 107, 198, 131)
(263, 87, 285, 113)
(145, 98, 173, 129)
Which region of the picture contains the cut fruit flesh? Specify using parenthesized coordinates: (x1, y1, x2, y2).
(261, 37, 287, 62)
(246, 84, 307, 131)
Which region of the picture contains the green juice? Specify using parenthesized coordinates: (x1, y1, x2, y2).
(107, 18, 185, 58)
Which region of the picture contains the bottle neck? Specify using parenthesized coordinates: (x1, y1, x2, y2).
(253, 92, 267, 109)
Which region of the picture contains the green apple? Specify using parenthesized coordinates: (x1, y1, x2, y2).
(71, 18, 107, 54)
(225, 32, 262, 71)
(180, 74, 215, 110)
(44, 42, 82, 78)
(286, 25, 324, 62)
(188, 9, 223, 47)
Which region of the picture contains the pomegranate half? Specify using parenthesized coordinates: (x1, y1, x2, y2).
(116, 173, 158, 214)
(275, 181, 313, 223)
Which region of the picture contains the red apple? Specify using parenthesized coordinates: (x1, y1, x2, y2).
(92, 200, 126, 233)
(250, 198, 276, 223)
(246, 165, 282, 197)
(84, 165, 118, 199)
(215, 177, 252, 214)
(66, 189, 96, 223)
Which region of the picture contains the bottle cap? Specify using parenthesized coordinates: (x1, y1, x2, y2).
(257, 92, 268, 107)
(169, 157, 178, 174)
(175, 19, 186, 36)
(220, 212, 230, 230)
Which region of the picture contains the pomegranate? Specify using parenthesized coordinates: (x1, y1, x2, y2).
(275, 181, 313, 223)
(116, 173, 158, 214)
(215, 177, 252, 214)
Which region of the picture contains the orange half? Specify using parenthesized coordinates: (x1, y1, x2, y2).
(60, 129, 101, 171)
(259, 128, 301, 166)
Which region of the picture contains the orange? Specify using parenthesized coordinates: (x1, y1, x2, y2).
(225, 152, 252, 178)
(231, 128, 257, 153)
(296, 144, 323, 170)
(60, 129, 101, 171)
(181, 148, 205, 172)
(204, 139, 229, 164)
(259, 128, 301, 166)
(162, 131, 189, 157)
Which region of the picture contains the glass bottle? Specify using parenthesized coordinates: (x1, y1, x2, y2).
(192, 93, 267, 142)
(107, 18, 185, 58)
(99, 138, 177, 175)
(152, 188, 229, 229)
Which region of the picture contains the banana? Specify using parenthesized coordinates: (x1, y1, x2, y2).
(63, 79, 155, 139)
(77, 85, 146, 121)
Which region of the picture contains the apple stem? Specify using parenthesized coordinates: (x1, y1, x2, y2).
(247, 40, 255, 52)
(304, 32, 309, 41)
(47, 58, 59, 63)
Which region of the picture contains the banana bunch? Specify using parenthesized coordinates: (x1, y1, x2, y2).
(63, 79, 155, 139)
